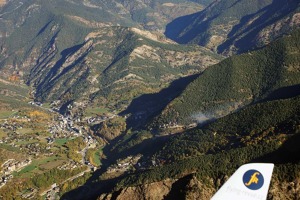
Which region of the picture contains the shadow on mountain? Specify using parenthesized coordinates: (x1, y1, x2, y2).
(61, 73, 203, 198)
(218, 0, 300, 54)
(107, 134, 171, 164)
(260, 84, 300, 103)
(164, 174, 194, 200)
(60, 173, 125, 200)
(164, 12, 199, 43)
(120, 74, 200, 130)
(60, 131, 172, 200)
(60, 134, 127, 200)
(254, 132, 300, 164)
(34, 41, 89, 101)
(165, 0, 299, 54)
(36, 19, 53, 37)
(164, 11, 219, 45)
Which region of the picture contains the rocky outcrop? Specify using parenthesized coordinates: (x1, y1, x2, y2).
(184, 176, 216, 200)
(98, 175, 218, 200)
(98, 174, 300, 200)
(99, 179, 175, 200)
(269, 177, 300, 200)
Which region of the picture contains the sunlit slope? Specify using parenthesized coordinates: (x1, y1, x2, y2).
(0, 0, 220, 109)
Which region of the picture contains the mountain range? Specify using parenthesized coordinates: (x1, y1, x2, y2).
(0, 0, 300, 200)
(0, 0, 220, 110)
(91, 27, 300, 200)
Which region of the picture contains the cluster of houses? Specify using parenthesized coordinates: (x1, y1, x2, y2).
(24, 143, 50, 157)
(158, 121, 184, 129)
(0, 174, 13, 188)
(85, 114, 116, 125)
(0, 115, 39, 147)
(1, 159, 32, 175)
(107, 155, 142, 173)
(0, 159, 32, 188)
(58, 160, 80, 170)
(28, 101, 43, 107)
(44, 183, 60, 200)
(158, 122, 197, 130)
(21, 188, 37, 199)
(106, 155, 168, 174)
(48, 115, 83, 139)
(0, 123, 51, 157)
(28, 100, 84, 138)
(83, 135, 97, 148)
(0, 120, 23, 132)
(0, 100, 104, 196)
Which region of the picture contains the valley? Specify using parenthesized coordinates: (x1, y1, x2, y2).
(0, 90, 94, 198)
(0, 0, 300, 200)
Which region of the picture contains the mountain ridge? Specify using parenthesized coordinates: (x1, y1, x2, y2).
(149, 28, 300, 130)
(0, 0, 221, 110)
(165, 0, 300, 55)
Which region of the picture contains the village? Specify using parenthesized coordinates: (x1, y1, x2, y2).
(0, 159, 32, 188)
(105, 154, 169, 175)
(0, 96, 184, 200)
(0, 100, 106, 191)
(0, 98, 167, 198)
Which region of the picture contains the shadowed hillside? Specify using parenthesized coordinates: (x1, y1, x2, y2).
(165, 0, 300, 55)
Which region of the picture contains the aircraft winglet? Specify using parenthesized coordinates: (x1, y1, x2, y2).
(211, 163, 274, 200)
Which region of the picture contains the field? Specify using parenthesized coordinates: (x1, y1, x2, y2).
(16, 165, 36, 175)
(39, 159, 66, 170)
(0, 110, 17, 119)
(14, 156, 66, 177)
(92, 149, 102, 166)
(55, 138, 71, 146)
(0, 144, 21, 152)
(84, 107, 109, 117)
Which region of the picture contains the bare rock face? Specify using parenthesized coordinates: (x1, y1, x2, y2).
(185, 176, 216, 200)
(115, 180, 173, 200)
(98, 175, 219, 200)
(98, 173, 300, 200)
(99, 179, 175, 200)
(269, 176, 300, 200)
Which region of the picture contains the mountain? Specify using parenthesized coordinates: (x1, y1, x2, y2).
(97, 93, 300, 200)
(98, 95, 300, 200)
(0, 78, 32, 119)
(0, 0, 206, 32)
(165, 0, 300, 55)
(149, 28, 300, 130)
(0, 0, 221, 110)
(33, 26, 221, 109)
(44, 28, 300, 200)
